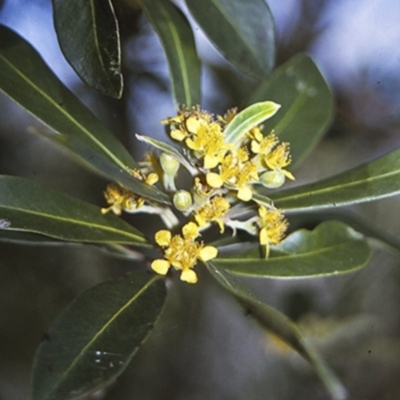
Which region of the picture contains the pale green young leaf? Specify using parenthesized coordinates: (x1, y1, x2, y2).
(216, 221, 371, 277)
(139, 0, 201, 108)
(247, 54, 334, 166)
(53, 0, 123, 98)
(224, 101, 281, 143)
(206, 262, 347, 400)
(0, 176, 148, 245)
(32, 272, 166, 400)
(185, 0, 275, 78)
(270, 147, 400, 212)
(0, 26, 135, 171)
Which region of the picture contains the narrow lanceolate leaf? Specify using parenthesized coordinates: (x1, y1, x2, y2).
(0, 176, 147, 245)
(136, 134, 197, 175)
(53, 0, 123, 98)
(206, 262, 347, 400)
(224, 101, 281, 143)
(185, 0, 275, 78)
(32, 272, 166, 400)
(139, 0, 201, 108)
(270, 147, 400, 212)
(33, 130, 170, 204)
(0, 26, 135, 171)
(216, 221, 371, 278)
(247, 54, 334, 166)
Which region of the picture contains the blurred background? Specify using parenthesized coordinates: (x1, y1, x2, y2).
(1, 0, 400, 399)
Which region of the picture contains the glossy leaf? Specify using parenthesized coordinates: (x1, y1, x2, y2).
(247, 54, 334, 165)
(53, 0, 123, 98)
(32, 272, 166, 400)
(0, 176, 148, 245)
(35, 130, 170, 205)
(139, 0, 201, 108)
(216, 221, 371, 277)
(0, 26, 135, 171)
(185, 0, 275, 78)
(270, 147, 400, 212)
(206, 262, 347, 400)
(224, 101, 281, 144)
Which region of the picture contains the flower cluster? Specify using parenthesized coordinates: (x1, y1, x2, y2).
(102, 104, 294, 283)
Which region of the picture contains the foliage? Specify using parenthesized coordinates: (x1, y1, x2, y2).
(0, 1, 399, 399)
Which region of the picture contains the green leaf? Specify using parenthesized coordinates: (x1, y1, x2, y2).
(216, 221, 371, 277)
(288, 210, 400, 255)
(32, 272, 166, 400)
(0, 26, 135, 171)
(185, 0, 275, 78)
(246, 54, 334, 166)
(34, 130, 170, 205)
(53, 0, 123, 98)
(270, 147, 400, 212)
(224, 101, 281, 144)
(139, 0, 201, 108)
(0, 176, 148, 245)
(206, 262, 347, 400)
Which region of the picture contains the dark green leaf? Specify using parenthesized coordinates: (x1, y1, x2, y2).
(206, 262, 347, 400)
(185, 0, 275, 78)
(246, 54, 334, 166)
(216, 221, 371, 277)
(34, 130, 170, 205)
(0, 26, 135, 171)
(32, 272, 166, 400)
(139, 0, 201, 108)
(224, 101, 281, 143)
(53, 0, 123, 98)
(270, 148, 400, 212)
(0, 176, 148, 245)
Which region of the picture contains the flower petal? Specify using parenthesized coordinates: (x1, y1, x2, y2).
(200, 246, 218, 261)
(180, 269, 198, 284)
(237, 186, 253, 202)
(206, 172, 224, 188)
(151, 259, 170, 275)
(155, 230, 171, 246)
(182, 222, 199, 240)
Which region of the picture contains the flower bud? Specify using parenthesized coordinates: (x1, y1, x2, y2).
(160, 153, 180, 176)
(160, 153, 180, 190)
(260, 170, 285, 188)
(173, 190, 193, 212)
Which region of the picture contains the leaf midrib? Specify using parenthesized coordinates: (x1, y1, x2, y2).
(0, 53, 126, 171)
(203, 0, 265, 72)
(0, 205, 145, 242)
(45, 276, 160, 399)
(216, 240, 357, 263)
(274, 168, 400, 206)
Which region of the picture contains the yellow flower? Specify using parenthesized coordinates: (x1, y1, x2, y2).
(101, 184, 144, 215)
(101, 172, 158, 215)
(151, 222, 218, 283)
(264, 143, 295, 180)
(257, 206, 288, 257)
(186, 121, 229, 169)
(206, 150, 259, 201)
(194, 195, 230, 233)
(251, 132, 279, 155)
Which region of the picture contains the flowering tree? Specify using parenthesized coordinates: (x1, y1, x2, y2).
(0, 0, 399, 399)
